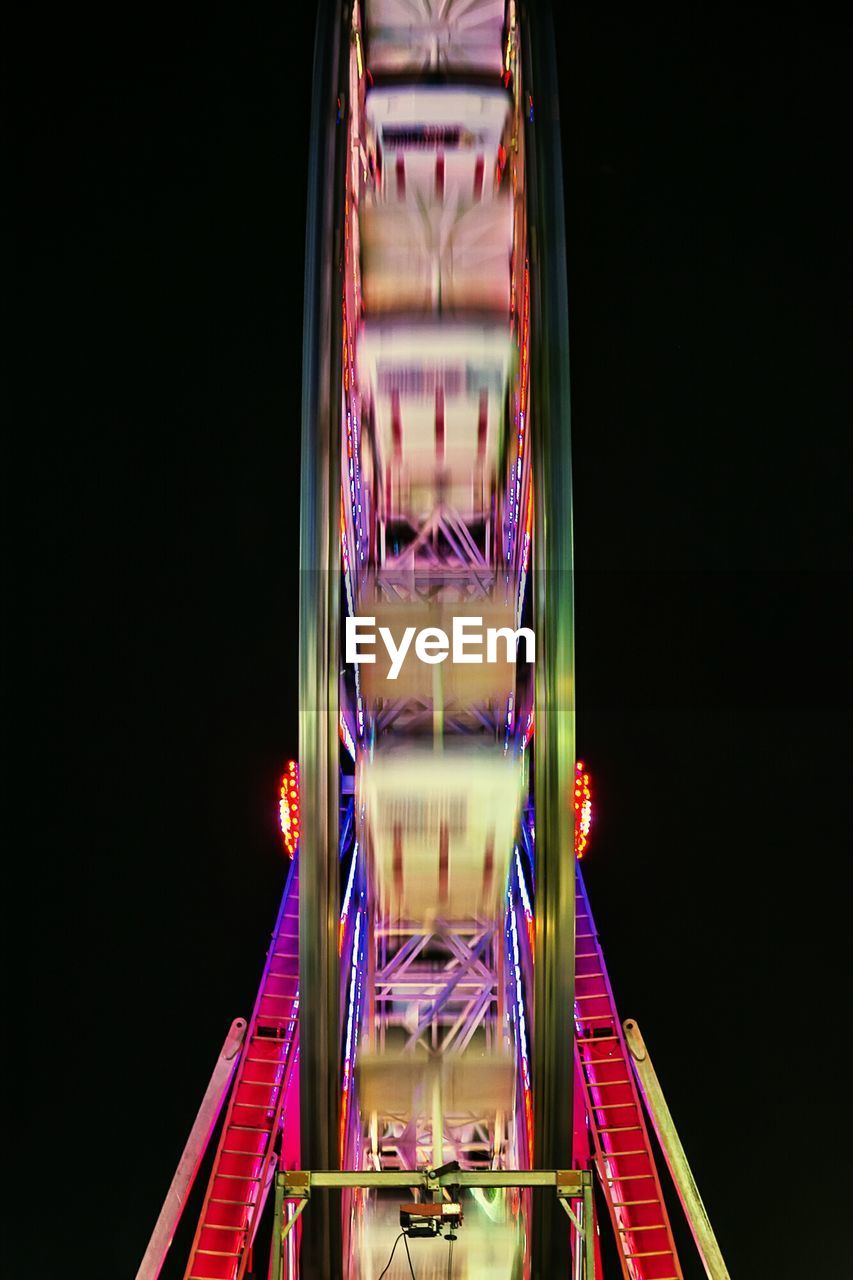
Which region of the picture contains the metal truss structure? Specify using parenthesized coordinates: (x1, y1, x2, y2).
(135, 4, 731, 1279)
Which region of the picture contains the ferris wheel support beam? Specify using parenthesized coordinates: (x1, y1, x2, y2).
(624, 1020, 732, 1280)
(525, 2, 577, 1274)
(136, 1018, 246, 1280)
(298, 2, 347, 1277)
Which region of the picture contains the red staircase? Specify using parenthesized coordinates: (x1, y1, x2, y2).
(574, 861, 683, 1280)
(184, 857, 300, 1280)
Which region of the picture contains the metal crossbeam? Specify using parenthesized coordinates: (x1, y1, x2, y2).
(380, 503, 492, 575)
(375, 920, 499, 1055)
(270, 1170, 595, 1280)
(281, 1168, 589, 1192)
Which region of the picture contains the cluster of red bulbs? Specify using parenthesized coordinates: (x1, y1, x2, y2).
(573, 760, 593, 859)
(280, 757, 591, 861)
(279, 760, 301, 857)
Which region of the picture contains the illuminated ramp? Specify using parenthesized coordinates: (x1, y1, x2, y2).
(183, 857, 300, 1280)
(574, 861, 683, 1280)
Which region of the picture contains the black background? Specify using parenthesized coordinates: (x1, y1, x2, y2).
(9, 3, 851, 1276)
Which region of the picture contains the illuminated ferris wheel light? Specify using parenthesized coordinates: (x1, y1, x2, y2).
(573, 760, 593, 859)
(279, 760, 300, 856)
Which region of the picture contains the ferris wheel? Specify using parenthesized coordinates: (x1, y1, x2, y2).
(137, 5, 730, 1279)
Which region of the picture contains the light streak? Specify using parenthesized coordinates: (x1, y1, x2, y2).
(508, 883, 534, 1166)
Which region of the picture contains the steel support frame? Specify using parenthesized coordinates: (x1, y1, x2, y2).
(624, 1020, 732, 1280)
(136, 1019, 247, 1280)
(365, 913, 506, 1171)
(378, 501, 495, 579)
(271, 1169, 595, 1280)
(524, 2, 577, 1275)
(334, 2, 571, 1275)
(299, 1, 347, 1276)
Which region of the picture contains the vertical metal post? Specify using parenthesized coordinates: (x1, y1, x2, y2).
(624, 1020, 731, 1280)
(270, 1177, 284, 1280)
(299, 1, 344, 1276)
(526, 1, 576, 1274)
(582, 1176, 595, 1280)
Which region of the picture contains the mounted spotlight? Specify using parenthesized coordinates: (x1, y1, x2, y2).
(399, 1201, 463, 1239)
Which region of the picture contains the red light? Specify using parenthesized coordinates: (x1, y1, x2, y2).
(279, 761, 300, 857)
(573, 761, 593, 859)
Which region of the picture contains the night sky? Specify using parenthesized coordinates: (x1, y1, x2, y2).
(10, 4, 851, 1277)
